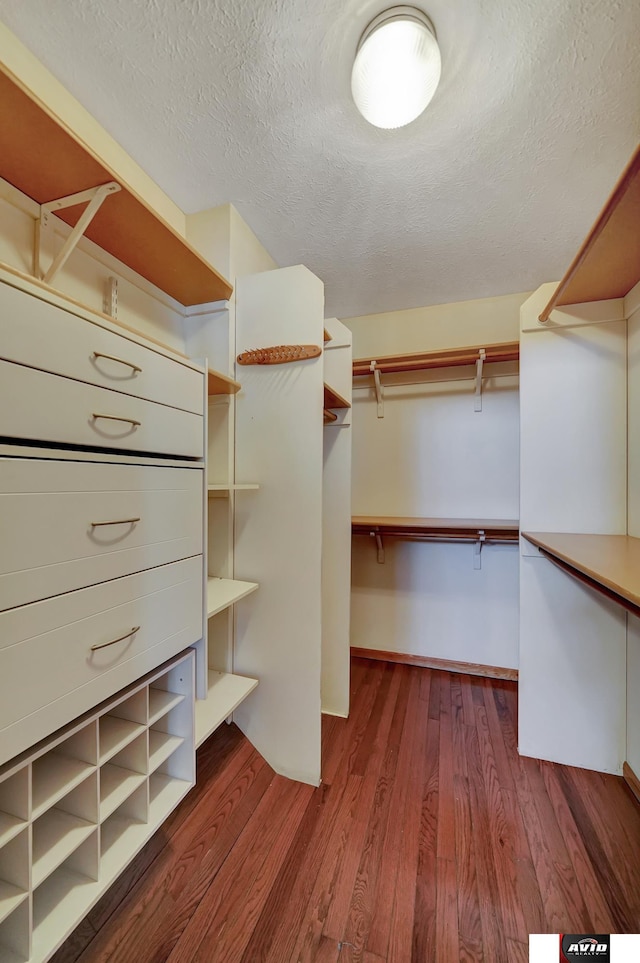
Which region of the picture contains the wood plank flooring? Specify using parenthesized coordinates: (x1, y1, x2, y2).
(53, 658, 640, 963)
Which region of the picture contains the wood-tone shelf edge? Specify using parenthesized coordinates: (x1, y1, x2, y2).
(522, 532, 640, 616)
(352, 516, 520, 540)
(539, 144, 640, 322)
(323, 383, 351, 410)
(0, 66, 233, 307)
(352, 341, 520, 377)
(207, 369, 241, 395)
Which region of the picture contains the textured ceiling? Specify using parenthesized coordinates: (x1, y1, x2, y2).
(0, 0, 639, 318)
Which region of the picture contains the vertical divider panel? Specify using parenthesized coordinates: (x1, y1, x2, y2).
(321, 319, 353, 718)
(234, 266, 324, 786)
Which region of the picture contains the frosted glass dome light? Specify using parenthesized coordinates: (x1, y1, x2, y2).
(351, 6, 441, 129)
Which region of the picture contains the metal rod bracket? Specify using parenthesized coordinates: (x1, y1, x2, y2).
(371, 528, 385, 563)
(474, 530, 486, 569)
(371, 361, 384, 418)
(474, 349, 486, 412)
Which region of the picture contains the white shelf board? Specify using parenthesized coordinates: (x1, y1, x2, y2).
(0, 881, 28, 925)
(207, 483, 259, 493)
(148, 733, 184, 774)
(99, 718, 146, 765)
(30, 773, 190, 963)
(195, 671, 259, 748)
(148, 773, 192, 818)
(32, 868, 96, 963)
(206, 578, 259, 618)
(0, 813, 27, 849)
(0, 944, 25, 963)
(32, 811, 96, 889)
(148, 690, 184, 726)
(99, 765, 146, 822)
(32, 757, 96, 819)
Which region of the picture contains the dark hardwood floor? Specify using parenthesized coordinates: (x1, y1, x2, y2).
(53, 657, 640, 963)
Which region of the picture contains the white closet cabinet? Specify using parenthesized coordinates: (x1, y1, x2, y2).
(0, 272, 205, 961)
(0, 651, 195, 963)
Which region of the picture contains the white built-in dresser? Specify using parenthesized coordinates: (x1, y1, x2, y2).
(0, 271, 205, 962)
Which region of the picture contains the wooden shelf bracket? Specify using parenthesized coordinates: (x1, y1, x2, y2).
(35, 181, 122, 285)
(474, 349, 486, 412)
(371, 361, 384, 418)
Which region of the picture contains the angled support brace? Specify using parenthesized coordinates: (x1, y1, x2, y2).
(35, 181, 121, 285)
(474, 348, 486, 412)
(474, 530, 486, 570)
(370, 361, 384, 418)
(370, 528, 385, 564)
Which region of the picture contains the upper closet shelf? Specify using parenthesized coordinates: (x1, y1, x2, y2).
(352, 342, 520, 377)
(539, 144, 640, 322)
(353, 516, 519, 539)
(0, 68, 233, 307)
(522, 532, 640, 617)
(208, 369, 241, 395)
(353, 516, 519, 565)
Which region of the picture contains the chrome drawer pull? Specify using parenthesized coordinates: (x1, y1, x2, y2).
(91, 626, 140, 651)
(92, 351, 142, 373)
(91, 517, 140, 528)
(92, 413, 141, 427)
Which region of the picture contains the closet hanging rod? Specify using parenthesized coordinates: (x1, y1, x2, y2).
(352, 341, 519, 377)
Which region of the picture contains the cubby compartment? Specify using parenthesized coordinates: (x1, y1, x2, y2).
(0, 830, 29, 925)
(99, 734, 147, 822)
(32, 776, 98, 889)
(0, 651, 194, 962)
(0, 899, 30, 962)
(99, 784, 148, 879)
(0, 770, 29, 848)
(32, 726, 97, 820)
(32, 835, 98, 962)
(98, 691, 147, 765)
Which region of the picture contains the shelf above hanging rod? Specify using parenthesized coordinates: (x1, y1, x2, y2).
(352, 515, 519, 541)
(352, 341, 519, 378)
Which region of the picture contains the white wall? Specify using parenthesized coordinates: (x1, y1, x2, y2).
(343, 293, 526, 670)
(345, 291, 526, 357)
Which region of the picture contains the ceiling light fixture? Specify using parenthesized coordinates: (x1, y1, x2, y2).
(351, 6, 441, 130)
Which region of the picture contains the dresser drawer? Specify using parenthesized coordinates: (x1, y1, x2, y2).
(0, 360, 203, 458)
(0, 280, 204, 414)
(0, 459, 204, 610)
(0, 557, 203, 765)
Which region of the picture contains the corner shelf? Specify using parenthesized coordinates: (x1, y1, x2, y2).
(0, 68, 232, 307)
(208, 369, 241, 396)
(323, 383, 351, 410)
(195, 671, 259, 748)
(207, 483, 259, 497)
(206, 578, 259, 618)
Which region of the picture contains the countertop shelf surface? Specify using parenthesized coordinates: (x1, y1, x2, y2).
(523, 532, 640, 612)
